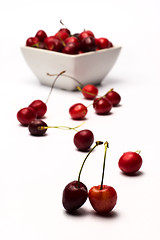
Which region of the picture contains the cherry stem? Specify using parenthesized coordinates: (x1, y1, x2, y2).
(100, 141, 109, 190)
(106, 88, 114, 94)
(47, 73, 83, 88)
(135, 150, 141, 154)
(39, 121, 85, 132)
(77, 141, 103, 188)
(76, 86, 97, 97)
(45, 70, 66, 104)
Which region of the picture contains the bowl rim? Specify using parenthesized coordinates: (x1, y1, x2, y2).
(20, 45, 122, 59)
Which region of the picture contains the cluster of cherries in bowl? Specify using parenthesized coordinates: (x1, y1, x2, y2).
(26, 27, 113, 54)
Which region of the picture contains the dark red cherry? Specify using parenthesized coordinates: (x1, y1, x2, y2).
(28, 119, 48, 136)
(62, 42, 79, 54)
(62, 180, 88, 212)
(17, 107, 36, 126)
(79, 30, 95, 41)
(26, 37, 39, 47)
(69, 103, 88, 120)
(74, 130, 94, 151)
(44, 36, 63, 51)
(93, 97, 112, 115)
(80, 36, 96, 52)
(64, 36, 80, 48)
(35, 30, 47, 41)
(105, 89, 121, 106)
(29, 100, 47, 118)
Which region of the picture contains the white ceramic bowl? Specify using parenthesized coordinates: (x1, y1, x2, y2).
(21, 45, 121, 91)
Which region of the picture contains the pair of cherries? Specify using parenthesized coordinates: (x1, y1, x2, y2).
(69, 84, 121, 120)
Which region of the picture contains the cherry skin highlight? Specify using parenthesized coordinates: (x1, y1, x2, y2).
(93, 97, 112, 115)
(17, 107, 36, 126)
(28, 119, 48, 136)
(105, 89, 121, 106)
(89, 185, 117, 214)
(62, 180, 88, 212)
(29, 100, 47, 118)
(82, 84, 98, 100)
(69, 103, 88, 120)
(118, 151, 142, 174)
(74, 129, 94, 151)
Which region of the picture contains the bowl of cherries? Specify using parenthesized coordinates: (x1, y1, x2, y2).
(21, 25, 121, 90)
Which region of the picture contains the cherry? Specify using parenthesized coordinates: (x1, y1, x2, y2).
(44, 36, 63, 51)
(89, 142, 117, 214)
(62, 141, 103, 212)
(29, 100, 47, 118)
(28, 119, 48, 136)
(55, 28, 70, 41)
(74, 129, 94, 151)
(80, 36, 96, 52)
(118, 151, 143, 174)
(17, 107, 36, 126)
(62, 42, 79, 55)
(35, 30, 47, 42)
(69, 103, 88, 120)
(64, 36, 80, 48)
(96, 38, 113, 49)
(26, 37, 39, 47)
(93, 97, 112, 115)
(78, 30, 95, 41)
(105, 88, 121, 106)
(79, 84, 98, 100)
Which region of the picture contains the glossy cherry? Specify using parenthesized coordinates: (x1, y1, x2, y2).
(105, 88, 121, 106)
(62, 141, 103, 212)
(81, 84, 98, 100)
(26, 37, 39, 47)
(89, 142, 117, 214)
(17, 107, 36, 126)
(28, 119, 48, 136)
(69, 103, 88, 120)
(96, 38, 113, 49)
(64, 36, 80, 48)
(79, 30, 95, 41)
(93, 97, 112, 115)
(80, 36, 96, 52)
(55, 28, 70, 41)
(44, 36, 63, 51)
(29, 100, 47, 118)
(118, 151, 143, 174)
(74, 129, 94, 151)
(62, 42, 79, 54)
(35, 30, 47, 41)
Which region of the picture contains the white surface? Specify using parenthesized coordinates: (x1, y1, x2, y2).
(20, 45, 121, 90)
(1, 0, 160, 240)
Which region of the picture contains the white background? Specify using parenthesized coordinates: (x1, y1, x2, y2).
(0, 0, 160, 239)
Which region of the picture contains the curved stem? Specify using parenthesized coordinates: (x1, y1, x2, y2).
(77, 141, 103, 188)
(39, 121, 85, 131)
(135, 150, 141, 154)
(100, 141, 109, 190)
(45, 70, 66, 104)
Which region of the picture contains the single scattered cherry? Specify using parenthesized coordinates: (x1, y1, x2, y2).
(118, 150, 143, 174)
(77, 84, 98, 100)
(69, 103, 88, 120)
(74, 129, 94, 151)
(89, 142, 117, 214)
(93, 97, 112, 115)
(28, 119, 48, 136)
(17, 107, 36, 126)
(62, 141, 103, 212)
(105, 88, 121, 106)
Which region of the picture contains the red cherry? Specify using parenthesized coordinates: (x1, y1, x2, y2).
(105, 89, 121, 106)
(69, 103, 87, 120)
(62, 42, 79, 55)
(44, 36, 63, 51)
(29, 100, 47, 118)
(28, 119, 48, 136)
(89, 185, 117, 214)
(80, 36, 96, 52)
(79, 30, 95, 41)
(64, 36, 80, 48)
(82, 84, 98, 100)
(35, 30, 47, 41)
(118, 151, 143, 174)
(93, 97, 112, 115)
(26, 37, 39, 47)
(96, 38, 113, 49)
(17, 107, 36, 126)
(55, 28, 70, 41)
(74, 129, 94, 151)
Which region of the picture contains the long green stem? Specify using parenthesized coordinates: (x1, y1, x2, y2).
(77, 141, 103, 188)
(39, 121, 85, 131)
(45, 70, 66, 104)
(100, 141, 109, 190)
